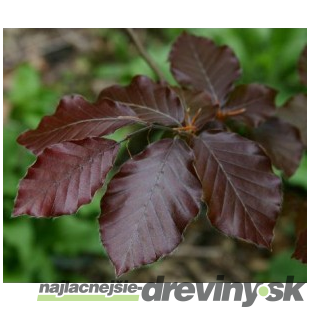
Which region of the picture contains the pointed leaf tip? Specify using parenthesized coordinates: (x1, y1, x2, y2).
(17, 95, 136, 154)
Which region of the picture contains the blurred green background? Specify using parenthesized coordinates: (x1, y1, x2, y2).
(3, 29, 307, 283)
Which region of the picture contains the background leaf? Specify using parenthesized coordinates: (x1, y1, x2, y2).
(250, 117, 304, 177)
(292, 229, 307, 264)
(99, 138, 202, 276)
(9, 64, 41, 104)
(298, 45, 307, 86)
(223, 84, 277, 127)
(277, 94, 307, 146)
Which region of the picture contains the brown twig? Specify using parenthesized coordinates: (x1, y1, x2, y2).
(125, 28, 165, 82)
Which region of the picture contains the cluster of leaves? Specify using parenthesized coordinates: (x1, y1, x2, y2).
(14, 33, 307, 276)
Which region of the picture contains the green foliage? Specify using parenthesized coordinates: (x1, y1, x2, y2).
(8, 64, 59, 128)
(289, 154, 307, 189)
(255, 250, 307, 282)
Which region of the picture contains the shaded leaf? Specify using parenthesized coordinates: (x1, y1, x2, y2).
(292, 229, 307, 264)
(295, 200, 307, 235)
(99, 138, 201, 276)
(13, 138, 119, 217)
(169, 32, 241, 104)
(223, 84, 277, 127)
(203, 120, 228, 132)
(172, 87, 217, 130)
(98, 75, 184, 126)
(298, 45, 307, 86)
(250, 117, 304, 177)
(192, 131, 281, 248)
(277, 94, 307, 146)
(17, 95, 137, 154)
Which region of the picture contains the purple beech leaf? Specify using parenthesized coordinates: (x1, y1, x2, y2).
(250, 117, 304, 177)
(192, 131, 282, 248)
(224, 84, 277, 127)
(98, 75, 184, 126)
(169, 32, 241, 105)
(99, 138, 202, 276)
(277, 94, 307, 146)
(292, 229, 307, 264)
(13, 138, 119, 217)
(17, 95, 138, 155)
(298, 45, 307, 86)
(172, 87, 217, 130)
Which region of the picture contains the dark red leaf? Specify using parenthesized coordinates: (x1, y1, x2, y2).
(250, 117, 304, 177)
(13, 138, 119, 217)
(277, 94, 307, 146)
(99, 138, 201, 276)
(98, 75, 184, 126)
(192, 131, 282, 248)
(224, 84, 277, 127)
(17, 95, 138, 154)
(292, 229, 307, 264)
(251, 117, 304, 177)
(295, 200, 307, 235)
(169, 32, 241, 105)
(298, 45, 307, 86)
(172, 87, 217, 130)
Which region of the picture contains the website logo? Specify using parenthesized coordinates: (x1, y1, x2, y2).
(38, 275, 304, 306)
